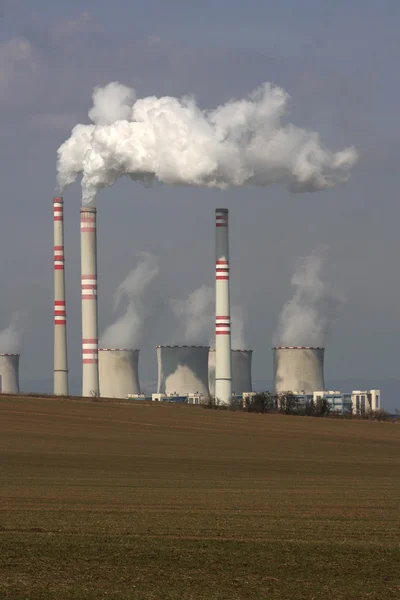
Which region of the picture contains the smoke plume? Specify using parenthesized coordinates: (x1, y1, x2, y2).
(172, 285, 214, 344)
(275, 252, 343, 347)
(231, 305, 247, 349)
(57, 81, 358, 205)
(0, 312, 24, 354)
(100, 252, 159, 349)
(172, 284, 247, 348)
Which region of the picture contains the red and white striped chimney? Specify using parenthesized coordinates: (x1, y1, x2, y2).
(80, 207, 99, 396)
(215, 208, 232, 404)
(53, 196, 69, 395)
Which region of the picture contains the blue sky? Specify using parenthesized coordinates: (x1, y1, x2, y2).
(1, 0, 399, 408)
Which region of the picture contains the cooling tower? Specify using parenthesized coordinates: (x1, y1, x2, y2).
(80, 207, 99, 396)
(156, 345, 209, 397)
(99, 349, 140, 398)
(209, 349, 253, 396)
(273, 346, 325, 394)
(0, 354, 20, 394)
(53, 196, 69, 395)
(215, 208, 232, 404)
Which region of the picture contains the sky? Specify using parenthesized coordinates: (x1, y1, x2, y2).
(1, 0, 399, 409)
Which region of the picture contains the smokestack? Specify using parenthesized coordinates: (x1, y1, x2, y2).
(156, 345, 209, 397)
(209, 349, 253, 396)
(273, 346, 325, 394)
(215, 208, 232, 404)
(99, 349, 140, 398)
(53, 196, 69, 395)
(80, 207, 99, 396)
(0, 354, 20, 393)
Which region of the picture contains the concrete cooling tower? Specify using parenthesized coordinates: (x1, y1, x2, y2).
(99, 349, 140, 398)
(157, 345, 209, 397)
(208, 349, 253, 396)
(273, 346, 325, 394)
(0, 354, 20, 394)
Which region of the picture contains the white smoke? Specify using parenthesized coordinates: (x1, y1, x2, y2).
(231, 305, 247, 349)
(100, 252, 159, 349)
(275, 252, 343, 347)
(172, 284, 247, 348)
(57, 81, 358, 205)
(0, 313, 24, 354)
(88, 82, 136, 125)
(172, 285, 214, 344)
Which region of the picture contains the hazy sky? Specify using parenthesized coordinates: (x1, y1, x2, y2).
(1, 0, 399, 408)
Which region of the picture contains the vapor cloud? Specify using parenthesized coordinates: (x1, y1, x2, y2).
(172, 285, 214, 345)
(275, 252, 343, 347)
(172, 284, 247, 348)
(57, 81, 358, 205)
(100, 252, 159, 349)
(0, 312, 24, 354)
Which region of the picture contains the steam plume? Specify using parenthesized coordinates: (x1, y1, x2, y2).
(172, 285, 214, 344)
(231, 305, 246, 349)
(100, 252, 158, 348)
(57, 81, 358, 205)
(275, 252, 342, 347)
(172, 285, 246, 347)
(0, 313, 24, 354)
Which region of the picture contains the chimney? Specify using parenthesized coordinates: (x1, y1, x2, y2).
(80, 207, 99, 396)
(215, 208, 232, 404)
(53, 196, 68, 395)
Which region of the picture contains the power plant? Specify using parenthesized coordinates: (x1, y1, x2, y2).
(214, 208, 232, 405)
(0, 354, 20, 393)
(273, 346, 325, 394)
(80, 207, 99, 397)
(208, 349, 253, 396)
(156, 345, 209, 397)
(44, 197, 382, 413)
(53, 196, 69, 396)
(99, 349, 140, 398)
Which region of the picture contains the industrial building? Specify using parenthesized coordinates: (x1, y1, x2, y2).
(208, 348, 253, 396)
(99, 349, 140, 398)
(352, 390, 380, 415)
(313, 391, 352, 414)
(48, 197, 386, 412)
(156, 345, 210, 397)
(282, 389, 381, 415)
(273, 346, 325, 394)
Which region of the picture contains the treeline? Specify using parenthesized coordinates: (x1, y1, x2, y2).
(203, 392, 395, 421)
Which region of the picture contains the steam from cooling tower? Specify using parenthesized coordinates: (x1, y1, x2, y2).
(275, 252, 343, 347)
(172, 285, 214, 344)
(100, 252, 158, 349)
(0, 313, 24, 354)
(57, 81, 358, 205)
(231, 305, 246, 349)
(172, 284, 246, 347)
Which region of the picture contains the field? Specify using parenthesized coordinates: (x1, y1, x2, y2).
(0, 396, 399, 600)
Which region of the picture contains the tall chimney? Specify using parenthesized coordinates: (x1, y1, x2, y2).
(80, 207, 99, 396)
(215, 208, 232, 404)
(53, 196, 69, 395)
